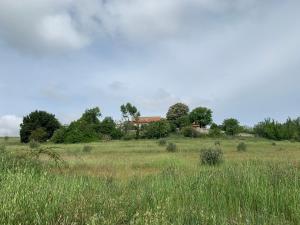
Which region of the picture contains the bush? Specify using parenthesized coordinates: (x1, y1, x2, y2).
(214, 141, 221, 146)
(222, 118, 240, 136)
(82, 145, 93, 153)
(122, 133, 136, 141)
(4, 136, 9, 142)
(200, 147, 223, 165)
(51, 127, 67, 143)
(166, 143, 177, 152)
(143, 120, 171, 139)
(271, 142, 276, 146)
(182, 126, 200, 138)
(158, 138, 167, 146)
(29, 128, 48, 142)
(110, 128, 123, 140)
(209, 127, 222, 137)
(237, 142, 247, 152)
(29, 140, 40, 149)
(100, 134, 111, 142)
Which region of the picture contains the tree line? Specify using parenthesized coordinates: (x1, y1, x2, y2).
(19, 102, 300, 143)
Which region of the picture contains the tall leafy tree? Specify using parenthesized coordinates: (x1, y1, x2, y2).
(166, 103, 189, 129)
(189, 107, 213, 128)
(120, 103, 140, 121)
(222, 118, 240, 136)
(120, 103, 141, 137)
(20, 110, 61, 143)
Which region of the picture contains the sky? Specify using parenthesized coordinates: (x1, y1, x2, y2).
(0, 0, 300, 136)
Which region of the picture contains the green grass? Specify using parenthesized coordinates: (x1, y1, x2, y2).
(0, 137, 300, 224)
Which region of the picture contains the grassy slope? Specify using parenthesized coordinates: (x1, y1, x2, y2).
(0, 137, 300, 224)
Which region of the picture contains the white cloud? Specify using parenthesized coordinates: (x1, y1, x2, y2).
(0, 0, 271, 53)
(0, 115, 22, 137)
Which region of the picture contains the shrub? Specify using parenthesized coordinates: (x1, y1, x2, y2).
(82, 145, 93, 153)
(271, 142, 276, 146)
(29, 140, 40, 149)
(200, 147, 223, 165)
(182, 126, 200, 138)
(158, 138, 167, 146)
(237, 142, 247, 152)
(122, 133, 136, 141)
(29, 128, 48, 142)
(222, 118, 240, 136)
(110, 128, 123, 140)
(51, 127, 67, 143)
(143, 120, 171, 139)
(4, 136, 9, 142)
(64, 120, 99, 143)
(166, 143, 177, 152)
(100, 134, 111, 142)
(209, 127, 222, 137)
(214, 141, 221, 146)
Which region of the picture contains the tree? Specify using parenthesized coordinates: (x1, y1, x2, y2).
(99, 117, 123, 139)
(143, 120, 171, 139)
(189, 107, 213, 128)
(80, 107, 101, 132)
(222, 118, 240, 136)
(50, 107, 103, 144)
(166, 103, 190, 129)
(20, 110, 61, 143)
(120, 103, 141, 137)
(29, 128, 48, 142)
(120, 103, 140, 121)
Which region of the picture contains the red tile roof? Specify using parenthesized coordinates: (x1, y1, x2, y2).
(133, 116, 161, 124)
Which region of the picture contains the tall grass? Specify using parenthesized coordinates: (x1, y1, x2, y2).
(0, 151, 299, 225)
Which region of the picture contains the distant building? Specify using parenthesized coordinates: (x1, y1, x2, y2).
(132, 116, 161, 126)
(192, 122, 210, 134)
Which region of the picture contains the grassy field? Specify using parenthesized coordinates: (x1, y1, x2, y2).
(0, 136, 300, 224)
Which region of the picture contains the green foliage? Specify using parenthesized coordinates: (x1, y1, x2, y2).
(237, 142, 247, 152)
(214, 140, 221, 146)
(120, 103, 140, 123)
(50, 107, 106, 143)
(174, 115, 191, 129)
(157, 138, 167, 146)
(50, 127, 68, 143)
(29, 128, 48, 142)
(120, 103, 140, 136)
(166, 103, 189, 127)
(64, 120, 99, 143)
(29, 140, 40, 149)
(4, 136, 9, 142)
(20, 110, 61, 143)
(200, 147, 223, 165)
(166, 142, 177, 152)
(80, 107, 101, 125)
(82, 145, 93, 153)
(209, 127, 222, 137)
(143, 120, 171, 139)
(100, 134, 112, 141)
(122, 133, 136, 141)
(181, 126, 200, 138)
(189, 107, 213, 128)
(0, 145, 6, 153)
(222, 118, 240, 136)
(254, 117, 300, 141)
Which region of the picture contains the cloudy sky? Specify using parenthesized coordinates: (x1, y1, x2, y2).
(0, 0, 300, 136)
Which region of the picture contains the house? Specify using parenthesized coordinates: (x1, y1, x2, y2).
(132, 116, 161, 126)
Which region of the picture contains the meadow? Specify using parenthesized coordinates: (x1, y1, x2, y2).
(0, 136, 300, 225)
